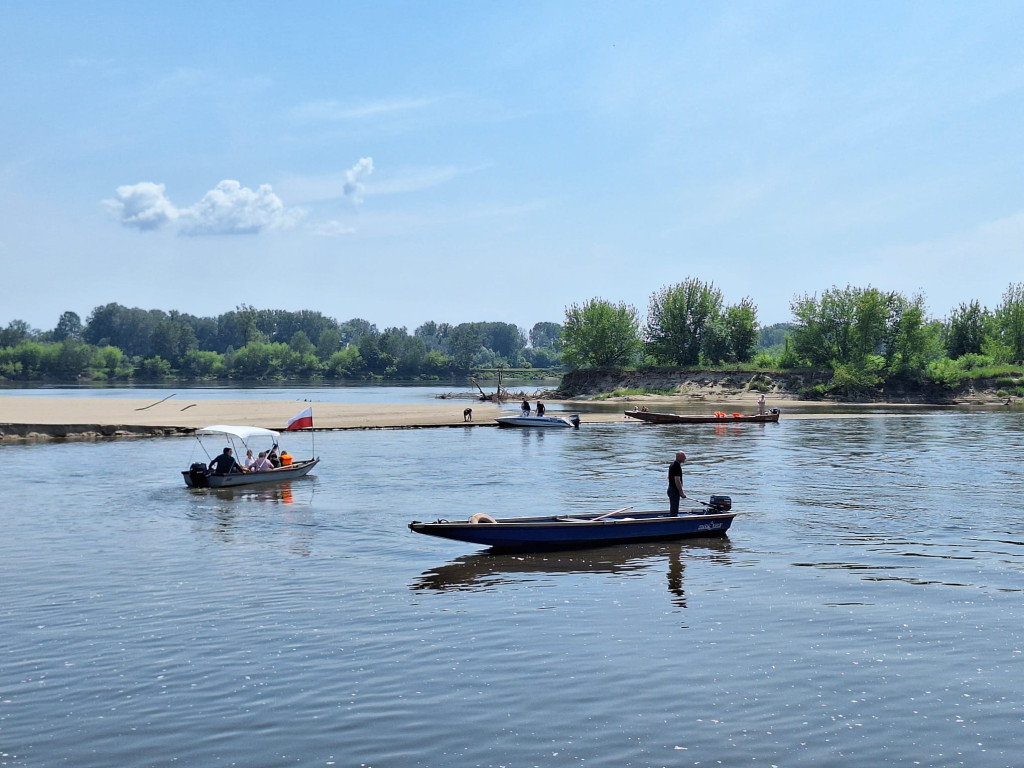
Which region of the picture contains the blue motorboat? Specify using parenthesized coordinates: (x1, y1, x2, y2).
(409, 498, 735, 552)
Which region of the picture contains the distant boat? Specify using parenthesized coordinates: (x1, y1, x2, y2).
(409, 498, 735, 552)
(182, 424, 319, 488)
(495, 414, 581, 429)
(624, 409, 780, 424)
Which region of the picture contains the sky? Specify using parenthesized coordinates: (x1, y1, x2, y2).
(2, 1, 1023, 335)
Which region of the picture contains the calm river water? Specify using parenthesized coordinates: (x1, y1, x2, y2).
(2, 397, 1023, 767)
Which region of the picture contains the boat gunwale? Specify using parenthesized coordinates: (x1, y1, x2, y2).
(410, 510, 737, 529)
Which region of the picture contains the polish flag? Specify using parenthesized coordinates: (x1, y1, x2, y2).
(286, 406, 313, 431)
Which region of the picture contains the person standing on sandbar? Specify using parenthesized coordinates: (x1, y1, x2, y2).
(667, 450, 686, 515)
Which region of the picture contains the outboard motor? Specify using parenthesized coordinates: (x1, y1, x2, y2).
(569, 414, 581, 429)
(708, 494, 732, 513)
(189, 462, 210, 488)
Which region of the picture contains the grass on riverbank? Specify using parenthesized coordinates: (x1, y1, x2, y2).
(591, 387, 678, 400)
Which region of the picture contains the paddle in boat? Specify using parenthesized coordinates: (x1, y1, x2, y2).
(495, 414, 581, 429)
(182, 408, 319, 489)
(409, 495, 735, 552)
(624, 408, 780, 424)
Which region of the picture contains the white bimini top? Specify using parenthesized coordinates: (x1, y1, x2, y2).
(195, 425, 281, 441)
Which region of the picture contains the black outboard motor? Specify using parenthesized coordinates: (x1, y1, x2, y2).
(708, 494, 732, 513)
(189, 462, 210, 488)
(569, 414, 581, 429)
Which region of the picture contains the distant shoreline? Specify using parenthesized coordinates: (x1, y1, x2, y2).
(555, 368, 1018, 407)
(0, 393, 957, 443)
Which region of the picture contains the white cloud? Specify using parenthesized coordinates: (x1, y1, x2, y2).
(289, 97, 439, 123)
(104, 180, 304, 235)
(178, 180, 303, 235)
(312, 220, 356, 237)
(104, 181, 178, 230)
(342, 157, 374, 203)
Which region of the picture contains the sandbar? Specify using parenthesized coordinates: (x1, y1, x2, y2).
(0, 393, 933, 442)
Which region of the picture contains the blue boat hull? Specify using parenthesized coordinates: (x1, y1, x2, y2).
(409, 509, 735, 552)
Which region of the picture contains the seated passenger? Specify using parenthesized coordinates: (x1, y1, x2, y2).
(209, 447, 243, 475)
(250, 451, 273, 472)
(280, 450, 293, 466)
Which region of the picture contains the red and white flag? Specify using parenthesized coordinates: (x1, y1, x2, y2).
(286, 406, 313, 431)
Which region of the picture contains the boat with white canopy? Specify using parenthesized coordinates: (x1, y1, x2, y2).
(182, 424, 319, 488)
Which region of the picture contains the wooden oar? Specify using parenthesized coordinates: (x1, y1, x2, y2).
(593, 505, 633, 522)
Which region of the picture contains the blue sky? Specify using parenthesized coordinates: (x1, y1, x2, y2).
(2, 1, 1022, 335)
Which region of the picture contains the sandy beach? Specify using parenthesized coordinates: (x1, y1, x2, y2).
(0, 393, 928, 441)
(0, 396, 521, 439)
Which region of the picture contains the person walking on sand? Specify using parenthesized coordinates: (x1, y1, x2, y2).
(667, 450, 686, 515)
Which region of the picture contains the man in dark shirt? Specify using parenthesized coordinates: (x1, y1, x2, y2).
(667, 450, 686, 515)
(209, 447, 243, 475)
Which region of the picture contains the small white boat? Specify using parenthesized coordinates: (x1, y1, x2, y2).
(182, 424, 319, 488)
(495, 414, 581, 429)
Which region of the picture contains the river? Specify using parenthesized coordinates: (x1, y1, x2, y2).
(1, 393, 1022, 767)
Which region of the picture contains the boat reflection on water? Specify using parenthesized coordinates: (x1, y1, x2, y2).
(211, 479, 313, 504)
(411, 538, 734, 608)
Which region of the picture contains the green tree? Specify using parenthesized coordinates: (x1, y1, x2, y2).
(887, 294, 942, 376)
(289, 330, 316, 357)
(479, 322, 526, 366)
(316, 328, 341, 360)
(562, 298, 641, 369)
(179, 349, 223, 378)
(529, 322, 563, 350)
(446, 324, 483, 370)
(723, 299, 759, 363)
(996, 282, 1024, 362)
(92, 345, 130, 380)
(326, 347, 365, 378)
(415, 321, 451, 352)
(381, 327, 427, 376)
(54, 339, 94, 378)
(758, 323, 791, 350)
(945, 301, 990, 359)
(0, 320, 35, 347)
(790, 285, 896, 368)
(339, 318, 376, 347)
(138, 355, 172, 379)
(645, 279, 723, 366)
(53, 311, 83, 342)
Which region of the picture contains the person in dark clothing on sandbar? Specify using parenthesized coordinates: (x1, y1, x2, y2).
(667, 450, 686, 515)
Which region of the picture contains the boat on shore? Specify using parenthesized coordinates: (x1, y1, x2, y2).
(624, 409, 780, 424)
(496, 414, 581, 429)
(409, 498, 735, 552)
(182, 424, 319, 488)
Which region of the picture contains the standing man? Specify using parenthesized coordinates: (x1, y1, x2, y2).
(667, 450, 686, 514)
(757, 394, 766, 415)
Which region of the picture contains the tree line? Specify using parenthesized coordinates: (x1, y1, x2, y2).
(4, 279, 1024, 393)
(0, 304, 564, 382)
(560, 278, 1024, 396)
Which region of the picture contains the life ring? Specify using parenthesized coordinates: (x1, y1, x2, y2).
(469, 513, 498, 524)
